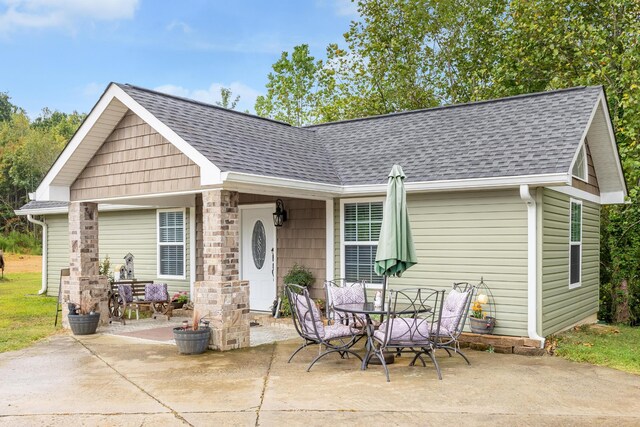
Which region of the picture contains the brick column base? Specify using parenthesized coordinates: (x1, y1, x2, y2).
(61, 275, 110, 328)
(194, 280, 250, 351)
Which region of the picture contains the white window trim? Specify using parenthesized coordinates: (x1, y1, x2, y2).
(569, 198, 582, 289)
(157, 208, 187, 280)
(571, 144, 588, 183)
(340, 197, 385, 289)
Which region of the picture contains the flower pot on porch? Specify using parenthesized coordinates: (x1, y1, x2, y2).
(173, 327, 211, 354)
(469, 316, 496, 334)
(68, 313, 100, 335)
(171, 301, 185, 309)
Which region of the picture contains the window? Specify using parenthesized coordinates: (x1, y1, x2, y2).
(572, 145, 587, 181)
(569, 200, 582, 288)
(158, 210, 185, 278)
(342, 200, 383, 285)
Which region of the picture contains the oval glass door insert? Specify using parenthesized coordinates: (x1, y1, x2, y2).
(252, 220, 266, 269)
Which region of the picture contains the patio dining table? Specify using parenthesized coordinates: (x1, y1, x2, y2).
(333, 302, 431, 371)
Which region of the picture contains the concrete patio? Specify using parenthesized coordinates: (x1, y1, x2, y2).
(1, 332, 639, 426)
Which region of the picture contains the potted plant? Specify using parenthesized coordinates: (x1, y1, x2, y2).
(171, 291, 189, 309)
(173, 311, 211, 354)
(469, 293, 496, 334)
(68, 296, 100, 335)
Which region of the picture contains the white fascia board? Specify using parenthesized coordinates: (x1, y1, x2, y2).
(16, 203, 169, 216)
(35, 85, 123, 201)
(601, 191, 626, 204)
(569, 98, 601, 176)
(596, 93, 628, 198)
(222, 171, 570, 197)
(110, 85, 222, 186)
(550, 186, 601, 205)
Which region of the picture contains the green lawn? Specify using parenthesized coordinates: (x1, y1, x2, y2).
(553, 324, 640, 375)
(0, 272, 60, 353)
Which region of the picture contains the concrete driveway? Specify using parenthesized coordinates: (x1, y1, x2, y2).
(1, 333, 639, 426)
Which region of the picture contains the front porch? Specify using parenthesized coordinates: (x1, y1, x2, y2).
(61, 189, 332, 352)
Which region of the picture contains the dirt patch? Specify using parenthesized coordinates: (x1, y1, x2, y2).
(1, 253, 42, 274)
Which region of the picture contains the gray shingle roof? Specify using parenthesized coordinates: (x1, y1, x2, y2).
(118, 84, 340, 184)
(309, 86, 602, 185)
(120, 84, 601, 186)
(18, 200, 69, 211)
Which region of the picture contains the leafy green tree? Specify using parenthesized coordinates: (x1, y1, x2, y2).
(216, 87, 240, 110)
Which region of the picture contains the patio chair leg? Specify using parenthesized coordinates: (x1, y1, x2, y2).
(288, 342, 309, 363)
(307, 349, 362, 372)
(425, 350, 442, 380)
(443, 347, 453, 357)
(409, 352, 427, 367)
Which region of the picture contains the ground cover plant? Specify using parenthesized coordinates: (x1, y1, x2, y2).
(551, 324, 640, 375)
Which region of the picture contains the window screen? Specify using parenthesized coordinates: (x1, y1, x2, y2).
(569, 201, 582, 286)
(344, 202, 383, 284)
(158, 211, 185, 277)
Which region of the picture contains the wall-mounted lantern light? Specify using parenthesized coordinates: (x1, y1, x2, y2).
(273, 199, 288, 227)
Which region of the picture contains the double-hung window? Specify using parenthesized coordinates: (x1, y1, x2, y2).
(158, 209, 185, 278)
(342, 200, 383, 285)
(569, 200, 582, 288)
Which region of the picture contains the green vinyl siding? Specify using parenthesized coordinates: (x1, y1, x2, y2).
(45, 214, 70, 298)
(44, 209, 191, 297)
(336, 189, 529, 336)
(541, 189, 599, 335)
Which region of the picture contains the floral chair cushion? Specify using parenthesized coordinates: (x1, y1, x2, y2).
(144, 283, 168, 302)
(295, 296, 325, 338)
(438, 288, 469, 335)
(117, 284, 133, 303)
(327, 283, 366, 325)
(323, 324, 359, 340)
(374, 317, 431, 345)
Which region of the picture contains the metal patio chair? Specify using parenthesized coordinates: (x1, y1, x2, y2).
(324, 279, 369, 331)
(285, 284, 363, 371)
(372, 287, 445, 382)
(430, 282, 476, 364)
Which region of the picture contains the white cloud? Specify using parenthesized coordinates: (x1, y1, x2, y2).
(332, 0, 358, 17)
(315, 0, 358, 17)
(154, 82, 262, 114)
(0, 0, 139, 33)
(166, 20, 191, 34)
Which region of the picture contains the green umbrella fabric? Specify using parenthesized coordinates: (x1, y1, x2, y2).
(374, 164, 418, 278)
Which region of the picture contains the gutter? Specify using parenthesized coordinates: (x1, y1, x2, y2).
(27, 215, 48, 295)
(519, 185, 546, 348)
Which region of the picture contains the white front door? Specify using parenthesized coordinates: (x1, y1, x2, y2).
(240, 206, 276, 311)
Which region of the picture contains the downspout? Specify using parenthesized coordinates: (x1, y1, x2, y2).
(519, 185, 546, 348)
(27, 214, 48, 295)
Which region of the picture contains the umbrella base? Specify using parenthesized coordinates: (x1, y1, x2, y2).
(368, 351, 395, 365)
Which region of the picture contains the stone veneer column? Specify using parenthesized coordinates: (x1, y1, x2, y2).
(194, 189, 250, 351)
(61, 202, 109, 328)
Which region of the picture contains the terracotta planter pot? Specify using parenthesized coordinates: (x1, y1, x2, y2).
(469, 316, 496, 334)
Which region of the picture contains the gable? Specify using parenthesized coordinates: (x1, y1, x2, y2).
(571, 139, 600, 196)
(71, 111, 200, 201)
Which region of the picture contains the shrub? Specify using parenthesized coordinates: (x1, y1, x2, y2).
(0, 231, 41, 254)
(283, 263, 314, 287)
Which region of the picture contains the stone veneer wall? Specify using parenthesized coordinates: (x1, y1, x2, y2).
(194, 190, 250, 350)
(62, 202, 109, 327)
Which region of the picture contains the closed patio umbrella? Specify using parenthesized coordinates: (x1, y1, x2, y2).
(374, 164, 418, 299)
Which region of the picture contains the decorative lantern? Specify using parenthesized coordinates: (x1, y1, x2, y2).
(273, 199, 288, 227)
(469, 277, 496, 334)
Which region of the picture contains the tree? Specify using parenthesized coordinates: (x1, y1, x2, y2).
(255, 44, 327, 126)
(216, 87, 240, 110)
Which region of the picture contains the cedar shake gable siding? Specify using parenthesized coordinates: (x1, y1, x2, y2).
(571, 139, 600, 196)
(70, 111, 200, 201)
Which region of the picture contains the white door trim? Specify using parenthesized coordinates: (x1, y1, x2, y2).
(239, 203, 277, 311)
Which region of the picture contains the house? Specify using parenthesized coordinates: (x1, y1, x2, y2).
(16, 83, 626, 350)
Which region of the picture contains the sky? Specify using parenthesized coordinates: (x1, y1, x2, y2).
(0, 0, 358, 118)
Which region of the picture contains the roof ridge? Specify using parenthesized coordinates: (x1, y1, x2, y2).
(117, 83, 312, 130)
(305, 85, 601, 129)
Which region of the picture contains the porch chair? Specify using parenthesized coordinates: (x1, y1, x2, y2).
(430, 282, 476, 364)
(324, 279, 368, 331)
(285, 284, 363, 372)
(372, 287, 445, 382)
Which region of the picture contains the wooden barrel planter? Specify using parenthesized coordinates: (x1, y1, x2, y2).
(173, 327, 211, 354)
(469, 316, 496, 334)
(68, 313, 100, 335)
